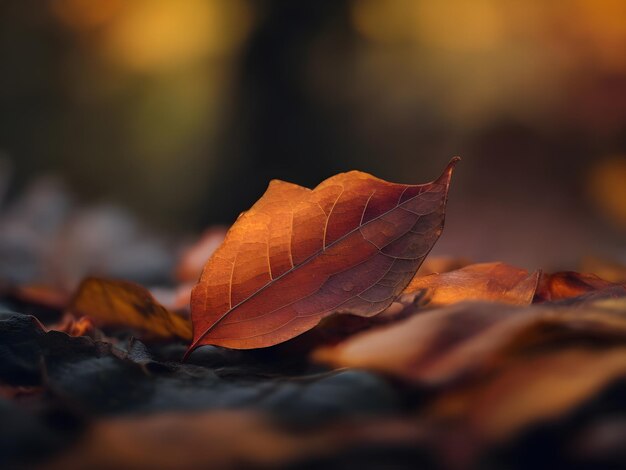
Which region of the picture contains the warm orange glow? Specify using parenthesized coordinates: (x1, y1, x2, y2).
(68, 316, 95, 337)
(100, 0, 252, 71)
(569, 0, 626, 70)
(349, 0, 626, 127)
(352, 0, 626, 54)
(352, 0, 505, 49)
(49, 0, 122, 30)
(588, 156, 626, 230)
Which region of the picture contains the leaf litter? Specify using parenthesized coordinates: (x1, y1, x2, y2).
(2, 161, 626, 468)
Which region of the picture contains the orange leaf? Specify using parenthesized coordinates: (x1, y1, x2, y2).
(69, 278, 192, 340)
(429, 347, 626, 448)
(313, 298, 626, 386)
(534, 271, 624, 302)
(403, 262, 540, 306)
(46, 410, 421, 470)
(47, 313, 97, 337)
(187, 158, 459, 353)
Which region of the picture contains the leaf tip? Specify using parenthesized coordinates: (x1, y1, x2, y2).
(436, 156, 461, 185)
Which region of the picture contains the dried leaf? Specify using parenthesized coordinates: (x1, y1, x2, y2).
(534, 271, 624, 302)
(188, 158, 459, 353)
(403, 262, 540, 306)
(429, 347, 626, 445)
(45, 411, 323, 469)
(69, 278, 191, 341)
(313, 298, 626, 386)
(47, 313, 96, 337)
(45, 411, 422, 470)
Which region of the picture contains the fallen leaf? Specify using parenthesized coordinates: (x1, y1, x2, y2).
(45, 411, 325, 469)
(45, 410, 423, 470)
(187, 158, 459, 353)
(403, 262, 540, 306)
(264, 299, 425, 355)
(47, 313, 97, 337)
(534, 271, 623, 302)
(313, 298, 626, 386)
(429, 347, 626, 447)
(69, 278, 192, 341)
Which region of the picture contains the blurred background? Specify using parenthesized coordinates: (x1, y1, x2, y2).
(1, 0, 626, 271)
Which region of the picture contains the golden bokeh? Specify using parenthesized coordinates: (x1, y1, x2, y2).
(352, 0, 505, 50)
(588, 156, 626, 230)
(49, 0, 122, 30)
(99, 0, 252, 72)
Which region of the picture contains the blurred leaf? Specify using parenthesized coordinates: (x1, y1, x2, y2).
(314, 298, 626, 385)
(69, 278, 191, 341)
(403, 262, 540, 306)
(534, 271, 625, 302)
(428, 347, 626, 447)
(45, 410, 424, 470)
(46, 313, 97, 338)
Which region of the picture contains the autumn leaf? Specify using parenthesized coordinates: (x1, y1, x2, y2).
(47, 313, 96, 337)
(428, 347, 626, 451)
(187, 158, 459, 354)
(46, 410, 422, 470)
(313, 298, 626, 386)
(314, 298, 626, 462)
(402, 262, 540, 306)
(534, 271, 625, 302)
(69, 277, 192, 341)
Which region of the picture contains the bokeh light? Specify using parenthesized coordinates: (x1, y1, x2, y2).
(1, 0, 625, 268)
